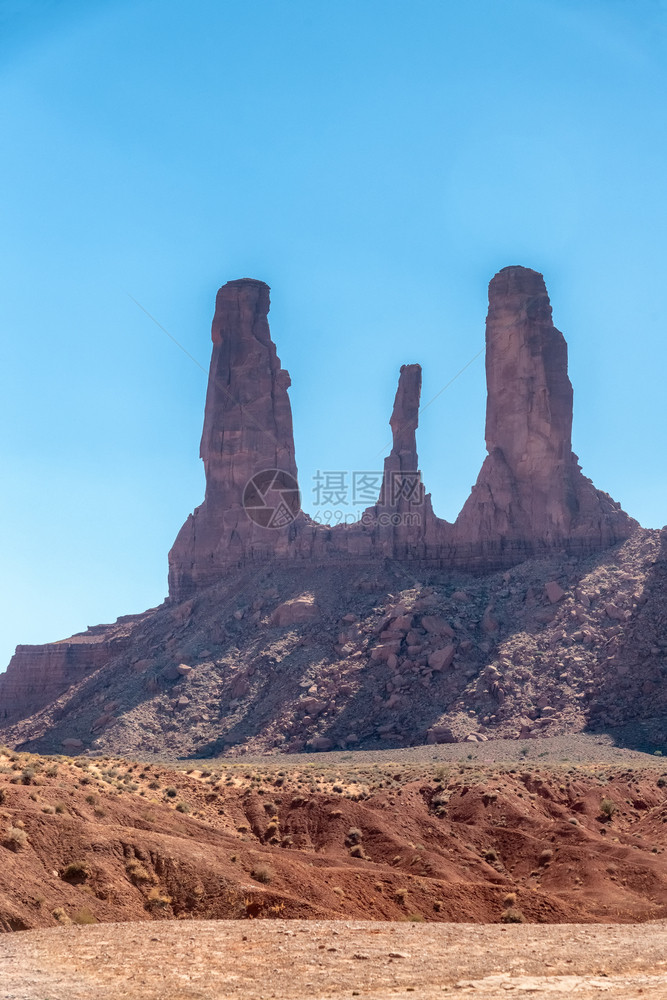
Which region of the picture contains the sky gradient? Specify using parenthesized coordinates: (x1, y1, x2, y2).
(1, 0, 666, 671)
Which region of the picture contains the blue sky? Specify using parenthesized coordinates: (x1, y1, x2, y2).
(1, 0, 666, 671)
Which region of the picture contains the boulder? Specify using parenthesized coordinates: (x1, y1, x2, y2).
(421, 616, 455, 637)
(545, 581, 566, 604)
(428, 645, 456, 671)
(310, 736, 333, 751)
(271, 596, 320, 626)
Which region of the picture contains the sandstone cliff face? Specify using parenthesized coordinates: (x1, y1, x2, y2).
(453, 266, 634, 563)
(168, 279, 300, 597)
(0, 636, 126, 725)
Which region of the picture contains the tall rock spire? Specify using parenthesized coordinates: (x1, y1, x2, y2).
(169, 266, 636, 600)
(168, 279, 300, 599)
(377, 363, 422, 505)
(200, 279, 297, 502)
(454, 265, 635, 557)
(367, 363, 439, 556)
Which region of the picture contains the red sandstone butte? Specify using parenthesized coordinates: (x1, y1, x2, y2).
(167, 266, 634, 599)
(0, 267, 637, 724)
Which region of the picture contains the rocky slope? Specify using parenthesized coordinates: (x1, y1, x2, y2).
(0, 266, 655, 751)
(0, 525, 665, 758)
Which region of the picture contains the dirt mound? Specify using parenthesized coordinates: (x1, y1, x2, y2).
(1, 748, 667, 932)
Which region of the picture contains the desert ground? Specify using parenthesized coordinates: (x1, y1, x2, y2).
(1, 919, 667, 999)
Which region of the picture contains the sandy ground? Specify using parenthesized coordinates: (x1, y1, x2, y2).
(1, 920, 667, 1000)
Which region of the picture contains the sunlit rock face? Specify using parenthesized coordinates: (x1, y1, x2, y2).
(168, 279, 300, 599)
(452, 266, 634, 564)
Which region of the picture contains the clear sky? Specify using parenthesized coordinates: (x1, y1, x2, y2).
(1, 0, 666, 672)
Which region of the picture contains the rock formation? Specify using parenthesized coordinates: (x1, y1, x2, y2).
(167, 266, 635, 600)
(168, 279, 300, 597)
(0, 634, 128, 725)
(0, 266, 639, 728)
(453, 266, 634, 564)
(362, 363, 437, 556)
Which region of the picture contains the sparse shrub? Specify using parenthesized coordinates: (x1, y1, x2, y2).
(165, 787, 177, 798)
(175, 801, 191, 814)
(20, 767, 35, 785)
(349, 844, 366, 859)
(3, 826, 28, 851)
(333, 784, 344, 793)
(432, 792, 448, 817)
(600, 798, 617, 820)
(347, 827, 363, 845)
(280, 835, 293, 848)
(145, 887, 172, 911)
(0, 789, 5, 805)
(538, 849, 553, 866)
(503, 892, 517, 907)
(433, 900, 443, 912)
(85, 793, 98, 805)
(55, 802, 67, 815)
(250, 865, 273, 884)
(237, 823, 250, 833)
(394, 888, 408, 904)
(61, 861, 90, 883)
(148, 780, 160, 790)
(42, 805, 56, 814)
(72, 908, 97, 925)
(126, 859, 156, 885)
(265, 820, 279, 838)
(484, 848, 498, 862)
(501, 906, 526, 923)
(52, 907, 71, 924)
